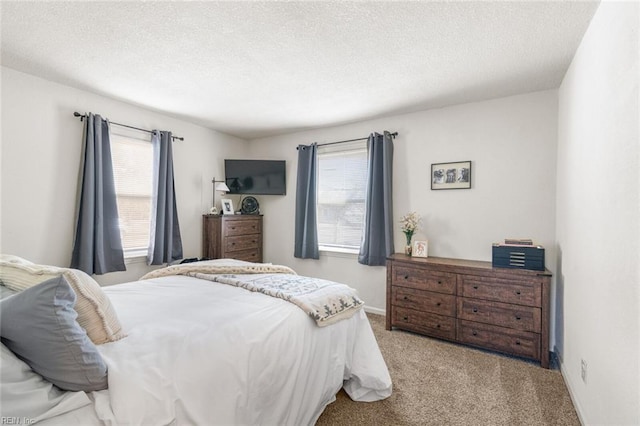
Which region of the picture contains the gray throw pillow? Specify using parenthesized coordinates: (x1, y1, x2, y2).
(0, 275, 108, 391)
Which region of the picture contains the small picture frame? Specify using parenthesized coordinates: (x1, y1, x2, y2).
(412, 240, 428, 258)
(431, 161, 472, 190)
(221, 198, 234, 215)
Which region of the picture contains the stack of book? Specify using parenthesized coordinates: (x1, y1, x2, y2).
(501, 238, 534, 247)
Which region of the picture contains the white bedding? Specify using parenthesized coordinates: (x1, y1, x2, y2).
(37, 272, 392, 425)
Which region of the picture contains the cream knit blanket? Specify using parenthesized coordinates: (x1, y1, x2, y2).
(141, 262, 297, 280)
(141, 261, 363, 327)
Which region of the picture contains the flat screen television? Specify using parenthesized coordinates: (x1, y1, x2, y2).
(224, 159, 286, 195)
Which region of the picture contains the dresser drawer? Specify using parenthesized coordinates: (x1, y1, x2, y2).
(457, 298, 541, 332)
(392, 287, 456, 317)
(393, 266, 456, 295)
(203, 215, 263, 263)
(225, 235, 260, 252)
(224, 219, 261, 236)
(457, 320, 540, 360)
(386, 255, 551, 368)
(227, 249, 261, 262)
(392, 307, 455, 340)
(460, 275, 541, 307)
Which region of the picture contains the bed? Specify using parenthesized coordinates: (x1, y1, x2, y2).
(0, 257, 392, 425)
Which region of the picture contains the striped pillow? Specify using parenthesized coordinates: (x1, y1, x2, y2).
(0, 260, 126, 344)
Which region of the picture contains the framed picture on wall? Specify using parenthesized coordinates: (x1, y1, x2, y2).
(431, 161, 472, 190)
(221, 198, 234, 215)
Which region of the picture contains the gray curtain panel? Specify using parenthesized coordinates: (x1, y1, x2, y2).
(147, 130, 183, 265)
(358, 131, 394, 266)
(294, 143, 319, 259)
(71, 113, 126, 275)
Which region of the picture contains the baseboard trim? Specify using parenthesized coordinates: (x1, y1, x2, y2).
(364, 306, 385, 316)
(554, 344, 587, 426)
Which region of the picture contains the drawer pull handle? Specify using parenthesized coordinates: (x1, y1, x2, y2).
(472, 331, 478, 336)
(436, 324, 441, 328)
(403, 316, 408, 321)
(404, 275, 409, 280)
(436, 302, 441, 306)
(515, 315, 521, 320)
(515, 340, 521, 346)
(403, 296, 409, 300)
(473, 285, 478, 290)
(472, 307, 478, 313)
(516, 290, 521, 295)
(437, 280, 442, 284)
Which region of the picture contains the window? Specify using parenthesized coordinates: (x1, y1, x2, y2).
(110, 133, 153, 257)
(317, 140, 368, 252)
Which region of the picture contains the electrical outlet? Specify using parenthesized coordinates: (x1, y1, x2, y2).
(581, 359, 587, 383)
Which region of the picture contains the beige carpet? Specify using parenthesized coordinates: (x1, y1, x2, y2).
(316, 313, 579, 426)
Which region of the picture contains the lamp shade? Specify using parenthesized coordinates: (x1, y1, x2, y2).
(215, 182, 230, 192)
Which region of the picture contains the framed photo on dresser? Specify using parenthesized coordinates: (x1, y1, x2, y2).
(412, 240, 428, 258)
(221, 199, 234, 215)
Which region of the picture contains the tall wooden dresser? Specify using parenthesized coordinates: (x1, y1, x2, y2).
(386, 254, 551, 368)
(202, 214, 263, 262)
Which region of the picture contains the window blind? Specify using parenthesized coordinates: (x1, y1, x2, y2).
(110, 134, 153, 254)
(317, 140, 368, 250)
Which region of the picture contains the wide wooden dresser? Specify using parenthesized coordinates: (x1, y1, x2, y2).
(386, 254, 551, 368)
(202, 214, 262, 262)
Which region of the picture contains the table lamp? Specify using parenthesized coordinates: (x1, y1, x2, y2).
(211, 178, 230, 214)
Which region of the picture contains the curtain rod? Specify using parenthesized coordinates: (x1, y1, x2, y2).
(297, 131, 398, 150)
(73, 112, 184, 141)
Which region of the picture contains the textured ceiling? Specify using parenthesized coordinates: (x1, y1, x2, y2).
(0, 1, 599, 140)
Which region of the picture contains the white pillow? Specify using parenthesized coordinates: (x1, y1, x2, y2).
(0, 343, 92, 423)
(0, 261, 126, 344)
(0, 254, 34, 265)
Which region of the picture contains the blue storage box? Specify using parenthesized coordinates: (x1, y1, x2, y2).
(492, 244, 545, 271)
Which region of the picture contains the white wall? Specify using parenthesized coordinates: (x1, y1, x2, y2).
(556, 1, 639, 424)
(0, 67, 249, 285)
(249, 90, 558, 321)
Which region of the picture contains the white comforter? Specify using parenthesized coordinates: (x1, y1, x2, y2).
(42, 273, 392, 425)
